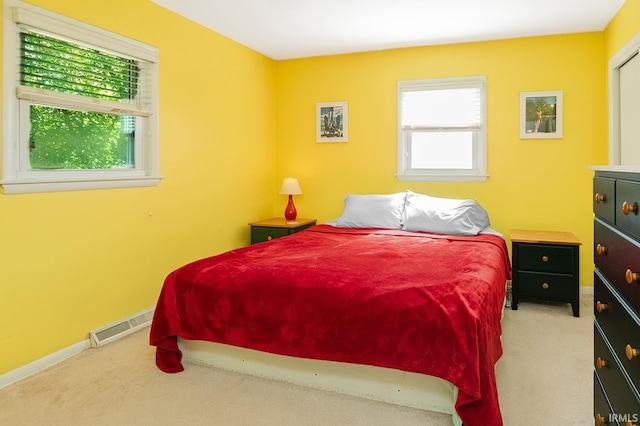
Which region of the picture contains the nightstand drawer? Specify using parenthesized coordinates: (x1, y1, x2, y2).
(249, 218, 317, 245)
(517, 244, 574, 274)
(518, 271, 575, 300)
(251, 227, 290, 243)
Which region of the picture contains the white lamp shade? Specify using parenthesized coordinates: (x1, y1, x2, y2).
(279, 177, 302, 195)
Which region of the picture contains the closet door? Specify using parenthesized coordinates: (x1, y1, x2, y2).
(620, 52, 640, 165)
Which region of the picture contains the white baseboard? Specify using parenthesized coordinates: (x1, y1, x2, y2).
(0, 339, 90, 390)
(580, 286, 594, 295)
(0, 306, 154, 390)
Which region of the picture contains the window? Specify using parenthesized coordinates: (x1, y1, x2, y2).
(2, 1, 160, 194)
(397, 76, 487, 182)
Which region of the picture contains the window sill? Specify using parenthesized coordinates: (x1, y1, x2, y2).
(0, 176, 163, 194)
(396, 174, 489, 182)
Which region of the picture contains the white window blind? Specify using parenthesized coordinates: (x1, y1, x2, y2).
(401, 87, 481, 129)
(397, 76, 487, 182)
(17, 28, 153, 117)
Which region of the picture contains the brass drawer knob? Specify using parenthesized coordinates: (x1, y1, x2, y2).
(626, 269, 639, 284)
(541, 255, 549, 262)
(596, 356, 608, 369)
(623, 201, 637, 215)
(595, 413, 607, 425)
(267, 236, 273, 241)
(595, 193, 606, 203)
(542, 282, 549, 289)
(596, 301, 608, 313)
(626, 344, 640, 360)
(596, 244, 607, 255)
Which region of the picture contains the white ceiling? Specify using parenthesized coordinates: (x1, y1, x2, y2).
(150, 0, 625, 60)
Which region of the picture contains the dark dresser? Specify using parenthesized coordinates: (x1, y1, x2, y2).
(593, 170, 640, 425)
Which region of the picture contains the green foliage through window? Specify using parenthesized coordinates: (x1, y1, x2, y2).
(29, 105, 134, 170)
(20, 30, 139, 170)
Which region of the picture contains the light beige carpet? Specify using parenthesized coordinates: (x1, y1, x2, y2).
(0, 295, 593, 425)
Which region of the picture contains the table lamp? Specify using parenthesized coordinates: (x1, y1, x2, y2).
(279, 177, 302, 221)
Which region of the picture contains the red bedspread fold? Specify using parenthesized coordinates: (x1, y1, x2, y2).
(150, 225, 511, 425)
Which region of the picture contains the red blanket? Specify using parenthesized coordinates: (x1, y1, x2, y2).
(150, 225, 511, 425)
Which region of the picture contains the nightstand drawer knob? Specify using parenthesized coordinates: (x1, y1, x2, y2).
(542, 282, 549, 289)
(626, 344, 640, 360)
(596, 356, 608, 369)
(623, 201, 637, 215)
(267, 236, 273, 241)
(626, 269, 639, 284)
(596, 301, 608, 313)
(596, 244, 607, 255)
(595, 193, 606, 203)
(541, 255, 549, 262)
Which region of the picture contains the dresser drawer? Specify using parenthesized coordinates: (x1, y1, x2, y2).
(518, 271, 575, 301)
(594, 218, 640, 314)
(594, 322, 640, 419)
(594, 176, 616, 224)
(616, 180, 640, 241)
(595, 271, 640, 393)
(594, 372, 615, 426)
(516, 244, 574, 274)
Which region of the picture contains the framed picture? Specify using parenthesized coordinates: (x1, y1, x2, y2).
(316, 101, 348, 142)
(519, 91, 563, 139)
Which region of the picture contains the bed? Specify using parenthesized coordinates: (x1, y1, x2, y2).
(150, 191, 512, 426)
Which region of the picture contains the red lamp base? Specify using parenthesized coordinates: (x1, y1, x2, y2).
(284, 194, 297, 221)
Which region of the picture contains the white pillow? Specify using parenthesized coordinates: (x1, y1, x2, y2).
(332, 193, 406, 229)
(402, 190, 490, 235)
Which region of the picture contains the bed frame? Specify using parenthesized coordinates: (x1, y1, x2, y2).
(179, 338, 463, 426)
(178, 286, 508, 426)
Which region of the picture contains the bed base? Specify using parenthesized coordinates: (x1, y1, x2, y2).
(179, 338, 462, 426)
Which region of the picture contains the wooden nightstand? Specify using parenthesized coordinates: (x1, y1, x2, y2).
(510, 229, 581, 317)
(248, 218, 317, 244)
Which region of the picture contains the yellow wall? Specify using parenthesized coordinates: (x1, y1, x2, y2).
(605, 0, 640, 59)
(2, 0, 638, 376)
(0, 0, 277, 374)
(276, 33, 607, 292)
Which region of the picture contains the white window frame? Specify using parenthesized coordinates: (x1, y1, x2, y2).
(397, 76, 488, 182)
(1, 0, 161, 194)
(608, 31, 640, 166)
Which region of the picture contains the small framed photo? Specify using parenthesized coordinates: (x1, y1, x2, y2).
(316, 101, 348, 142)
(520, 91, 563, 139)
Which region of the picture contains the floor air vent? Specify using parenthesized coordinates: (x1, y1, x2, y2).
(89, 307, 155, 347)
